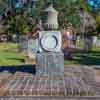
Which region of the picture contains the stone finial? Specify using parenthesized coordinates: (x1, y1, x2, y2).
(41, 3, 59, 30)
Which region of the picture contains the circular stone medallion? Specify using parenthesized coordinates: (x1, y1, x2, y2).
(40, 34, 58, 51)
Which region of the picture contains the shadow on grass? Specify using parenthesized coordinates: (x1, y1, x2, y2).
(0, 64, 36, 74)
(7, 58, 25, 62)
(73, 56, 100, 65)
(65, 50, 100, 65)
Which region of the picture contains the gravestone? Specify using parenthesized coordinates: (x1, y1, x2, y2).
(27, 39, 38, 59)
(93, 36, 97, 44)
(19, 36, 28, 53)
(96, 38, 100, 47)
(25, 39, 38, 64)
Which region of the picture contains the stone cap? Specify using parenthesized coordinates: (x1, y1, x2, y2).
(43, 4, 58, 14)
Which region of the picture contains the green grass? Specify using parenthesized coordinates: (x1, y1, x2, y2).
(0, 42, 100, 66)
(64, 47, 100, 65)
(0, 42, 26, 66)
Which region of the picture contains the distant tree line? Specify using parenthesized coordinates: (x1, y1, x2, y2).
(0, 0, 100, 37)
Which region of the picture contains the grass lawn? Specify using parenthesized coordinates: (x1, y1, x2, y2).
(0, 42, 26, 66)
(64, 46, 100, 65)
(0, 42, 100, 66)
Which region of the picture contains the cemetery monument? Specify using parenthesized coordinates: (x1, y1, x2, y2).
(36, 3, 64, 76)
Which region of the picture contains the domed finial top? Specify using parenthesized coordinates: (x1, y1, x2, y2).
(46, 0, 53, 6)
(41, 1, 59, 30)
(43, 2, 58, 13)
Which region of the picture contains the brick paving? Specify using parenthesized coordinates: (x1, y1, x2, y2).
(1, 75, 94, 96)
(0, 66, 99, 97)
(0, 72, 12, 87)
(0, 97, 100, 100)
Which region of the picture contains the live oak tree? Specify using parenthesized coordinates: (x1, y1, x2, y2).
(0, 0, 82, 34)
(0, 0, 8, 34)
(80, 0, 100, 51)
(35, 0, 81, 29)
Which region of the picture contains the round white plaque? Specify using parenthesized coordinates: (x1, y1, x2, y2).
(40, 34, 58, 51)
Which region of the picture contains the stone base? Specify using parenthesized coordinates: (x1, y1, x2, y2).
(36, 52, 64, 76)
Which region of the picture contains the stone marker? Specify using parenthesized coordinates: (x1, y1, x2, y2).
(27, 39, 38, 59)
(36, 3, 64, 77)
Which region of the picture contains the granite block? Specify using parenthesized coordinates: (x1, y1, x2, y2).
(36, 52, 64, 76)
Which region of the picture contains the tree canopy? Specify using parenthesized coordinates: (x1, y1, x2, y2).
(0, 0, 82, 34)
(0, 0, 99, 35)
(33, 0, 81, 29)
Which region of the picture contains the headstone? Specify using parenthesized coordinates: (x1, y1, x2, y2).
(96, 38, 100, 47)
(19, 36, 28, 52)
(27, 39, 38, 59)
(93, 36, 97, 44)
(19, 37, 28, 53)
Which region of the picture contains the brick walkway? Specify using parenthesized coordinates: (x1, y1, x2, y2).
(0, 66, 99, 97)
